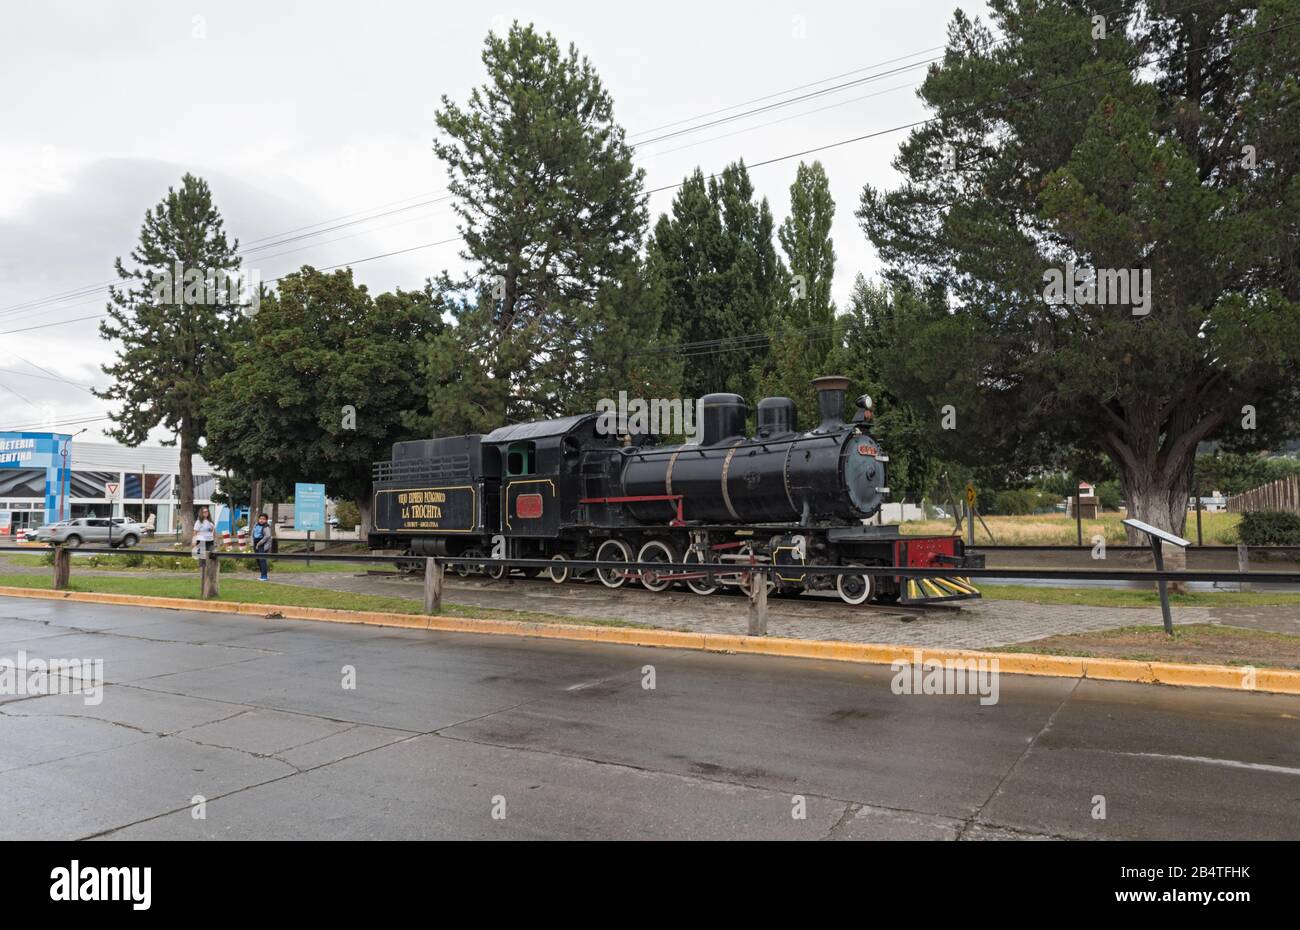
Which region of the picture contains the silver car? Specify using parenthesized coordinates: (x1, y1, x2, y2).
(41, 517, 148, 548)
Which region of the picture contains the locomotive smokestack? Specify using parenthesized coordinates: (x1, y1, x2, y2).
(810, 376, 851, 431)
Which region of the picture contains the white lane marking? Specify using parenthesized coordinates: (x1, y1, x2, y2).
(1117, 751, 1300, 777)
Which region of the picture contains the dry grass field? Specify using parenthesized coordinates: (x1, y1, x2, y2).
(898, 510, 1240, 545)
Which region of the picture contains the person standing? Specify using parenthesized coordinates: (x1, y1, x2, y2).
(251, 512, 273, 581)
(192, 506, 217, 558)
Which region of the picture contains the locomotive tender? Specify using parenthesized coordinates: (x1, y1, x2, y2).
(369, 376, 981, 605)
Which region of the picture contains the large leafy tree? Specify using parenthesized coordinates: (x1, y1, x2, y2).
(759, 160, 838, 424)
(96, 174, 245, 542)
(832, 276, 943, 504)
(204, 267, 438, 535)
(858, 0, 1300, 552)
(647, 162, 786, 401)
(430, 22, 647, 421)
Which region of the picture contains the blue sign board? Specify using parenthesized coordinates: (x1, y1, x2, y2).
(294, 482, 327, 531)
(0, 432, 72, 522)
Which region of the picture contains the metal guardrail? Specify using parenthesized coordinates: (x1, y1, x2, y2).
(971, 544, 1300, 553)
(3, 545, 1299, 638)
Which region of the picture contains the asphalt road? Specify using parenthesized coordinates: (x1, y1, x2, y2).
(1, 595, 1298, 840)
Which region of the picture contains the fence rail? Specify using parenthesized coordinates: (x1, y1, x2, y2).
(3, 545, 1300, 639)
(1227, 475, 1300, 514)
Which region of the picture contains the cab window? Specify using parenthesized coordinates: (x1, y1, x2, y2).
(506, 441, 536, 476)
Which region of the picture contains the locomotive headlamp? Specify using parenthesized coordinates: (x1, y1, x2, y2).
(856, 394, 874, 421)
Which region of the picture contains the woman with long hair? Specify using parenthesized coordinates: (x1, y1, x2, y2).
(192, 506, 217, 557)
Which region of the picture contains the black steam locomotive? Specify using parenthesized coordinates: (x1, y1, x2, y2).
(368, 377, 981, 605)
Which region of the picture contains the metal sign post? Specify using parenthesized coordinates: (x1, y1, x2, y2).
(1122, 518, 1190, 635)
(965, 484, 976, 548)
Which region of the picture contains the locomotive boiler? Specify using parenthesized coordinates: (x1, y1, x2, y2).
(619, 377, 886, 526)
(368, 377, 981, 606)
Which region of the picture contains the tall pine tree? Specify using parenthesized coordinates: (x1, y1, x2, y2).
(429, 22, 647, 424)
(96, 174, 244, 542)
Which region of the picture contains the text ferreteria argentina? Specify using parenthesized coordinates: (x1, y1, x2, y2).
(0, 651, 104, 706)
(890, 649, 1000, 706)
(1042, 261, 1153, 317)
(595, 394, 704, 441)
(148, 262, 262, 313)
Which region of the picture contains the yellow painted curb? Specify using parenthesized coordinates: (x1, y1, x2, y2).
(1, 585, 1297, 695)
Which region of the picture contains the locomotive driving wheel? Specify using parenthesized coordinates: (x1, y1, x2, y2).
(548, 554, 570, 584)
(736, 542, 775, 598)
(595, 538, 632, 589)
(636, 539, 679, 593)
(683, 548, 719, 595)
(455, 548, 482, 578)
(835, 565, 876, 606)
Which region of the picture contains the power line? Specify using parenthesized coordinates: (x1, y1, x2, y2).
(0, 378, 38, 407)
(0, 366, 95, 390)
(0, 413, 114, 432)
(626, 45, 948, 139)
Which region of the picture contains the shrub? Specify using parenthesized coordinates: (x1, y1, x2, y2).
(1237, 510, 1300, 546)
(334, 499, 360, 530)
(989, 488, 1056, 515)
(119, 552, 145, 568)
(40, 549, 55, 567)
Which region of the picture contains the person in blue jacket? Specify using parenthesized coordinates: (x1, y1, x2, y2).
(251, 512, 273, 581)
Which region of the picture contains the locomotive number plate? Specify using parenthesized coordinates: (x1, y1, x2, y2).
(515, 493, 544, 519)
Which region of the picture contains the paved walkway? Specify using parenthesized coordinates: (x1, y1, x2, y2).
(258, 571, 1219, 650)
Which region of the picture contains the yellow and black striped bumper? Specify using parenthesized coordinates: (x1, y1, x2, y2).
(900, 575, 981, 605)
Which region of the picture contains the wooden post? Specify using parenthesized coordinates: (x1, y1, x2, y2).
(423, 557, 444, 614)
(200, 551, 220, 599)
(53, 546, 70, 591)
(1195, 486, 1203, 547)
(747, 570, 768, 636)
(1237, 543, 1250, 592)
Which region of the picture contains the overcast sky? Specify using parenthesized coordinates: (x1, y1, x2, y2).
(0, 0, 984, 443)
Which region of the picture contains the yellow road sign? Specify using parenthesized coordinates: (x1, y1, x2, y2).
(965, 483, 977, 507)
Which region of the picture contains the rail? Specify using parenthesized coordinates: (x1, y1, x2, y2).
(2, 545, 1298, 639)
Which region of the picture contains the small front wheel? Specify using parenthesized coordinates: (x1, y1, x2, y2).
(836, 568, 875, 606)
